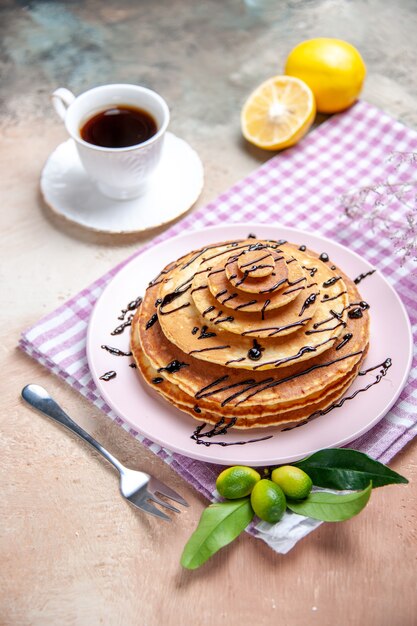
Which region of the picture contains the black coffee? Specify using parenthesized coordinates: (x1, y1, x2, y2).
(80, 105, 157, 148)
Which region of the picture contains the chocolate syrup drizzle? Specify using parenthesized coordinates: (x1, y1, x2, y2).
(287, 276, 307, 288)
(190, 285, 208, 294)
(145, 313, 158, 329)
(202, 305, 215, 317)
(195, 375, 228, 399)
(259, 277, 288, 294)
(273, 345, 317, 367)
(100, 371, 117, 381)
(354, 269, 376, 284)
(152, 377, 164, 384)
(299, 292, 319, 316)
(234, 271, 249, 287)
(322, 276, 342, 288)
(239, 252, 275, 269)
(302, 265, 318, 278)
(247, 339, 264, 361)
(159, 283, 191, 310)
(159, 303, 191, 316)
(242, 318, 311, 337)
(347, 301, 370, 320)
(209, 310, 223, 322)
(148, 260, 181, 287)
(192, 350, 363, 409)
(312, 308, 345, 330)
(101, 345, 132, 356)
(307, 301, 368, 335)
(307, 358, 392, 419)
(198, 325, 217, 340)
(207, 268, 226, 278)
(118, 296, 143, 320)
(189, 344, 231, 355)
(253, 337, 334, 370)
(261, 299, 271, 320)
(234, 300, 257, 311)
(111, 315, 134, 335)
(336, 333, 353, 350)
(220, 293, 238, 305)
(202, 241, 277, 267)
(233, 351, 364, 407)
(348, 307, 364, 319)
(283, 284, 305, 295)
(214, 315, 235, 324)
(157, 360, 189, 374)
(181, 242, 233, 270)
(306, 321, 345, 335)
(191, 418, 273, 447)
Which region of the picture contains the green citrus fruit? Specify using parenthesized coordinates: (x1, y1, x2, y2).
(216, 466, 261, 499)
(271, 465, 312, 499)
(250, 479, 286, 523)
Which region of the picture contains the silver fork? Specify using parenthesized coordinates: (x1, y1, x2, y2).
(21, 384, 188, 521)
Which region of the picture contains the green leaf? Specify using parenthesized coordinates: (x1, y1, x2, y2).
(181, 498, 254, 570)
(287, 482, 372, 521)
(293, 448, 408, 490)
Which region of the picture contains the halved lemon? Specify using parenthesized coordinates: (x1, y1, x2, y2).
(241, 75, 316, 150)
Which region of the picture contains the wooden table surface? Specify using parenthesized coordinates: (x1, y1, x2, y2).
(1, 1, 416, 625)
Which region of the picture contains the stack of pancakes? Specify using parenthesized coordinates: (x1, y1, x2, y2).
(131, 238, 370, 428)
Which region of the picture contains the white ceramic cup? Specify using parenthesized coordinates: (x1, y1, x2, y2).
(52, 84, 170, 199)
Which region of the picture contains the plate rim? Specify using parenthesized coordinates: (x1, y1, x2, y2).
(86, 222, 413, 465)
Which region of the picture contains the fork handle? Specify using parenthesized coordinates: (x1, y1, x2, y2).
(21, 384, 124, 473)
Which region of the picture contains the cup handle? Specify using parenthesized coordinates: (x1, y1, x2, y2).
(51, 88, 75, 121)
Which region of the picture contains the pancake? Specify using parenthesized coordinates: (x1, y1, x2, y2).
(132, 331, 366, 427)
(130, 237, 370, 430)
(224, 248, 293, 294)
(153, 240, 351, 369)
(135, 281, 368, 407)
(192, 269, 320, 337)
(208, 252, 305, 312)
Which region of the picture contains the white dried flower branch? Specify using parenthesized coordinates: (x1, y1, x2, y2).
(340, 152, 417, 266)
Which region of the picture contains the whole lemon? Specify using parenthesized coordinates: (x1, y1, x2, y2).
(216, 466, 261, 499)
(285, 38, 366, 113)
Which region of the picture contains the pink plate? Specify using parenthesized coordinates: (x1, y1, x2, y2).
(86, 224, 413, 465)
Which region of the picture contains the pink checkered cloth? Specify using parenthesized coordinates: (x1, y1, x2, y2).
(20, 101, 417, 553)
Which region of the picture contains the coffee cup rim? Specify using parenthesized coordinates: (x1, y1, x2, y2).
(65, 83, 170, 153)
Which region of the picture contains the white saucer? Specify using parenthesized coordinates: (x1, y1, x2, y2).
(40, 133, 204, 235)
